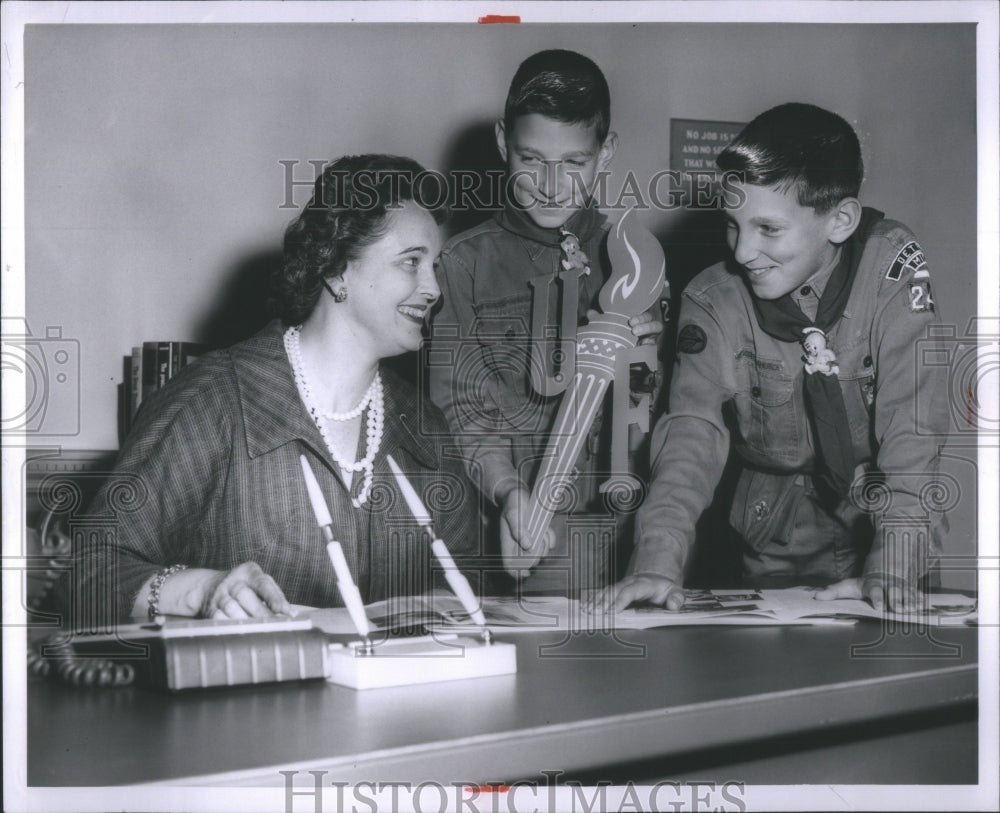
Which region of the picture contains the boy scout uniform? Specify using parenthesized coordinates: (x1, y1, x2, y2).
(431, 204, 623, 592)
(631, 212, 949, 587)
(430, 204, 610, 511)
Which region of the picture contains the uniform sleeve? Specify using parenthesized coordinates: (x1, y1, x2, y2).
(433, 440, 491, 594)
(67, 368, 233, 624)
(863, 253, 950, 585)
(628, 292, 734, 582)
(429, 247, 521, 505)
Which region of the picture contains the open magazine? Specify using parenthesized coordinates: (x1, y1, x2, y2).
(303, 588, 976, 636)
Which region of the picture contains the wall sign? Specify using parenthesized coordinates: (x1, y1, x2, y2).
(669, 119, 746, 173)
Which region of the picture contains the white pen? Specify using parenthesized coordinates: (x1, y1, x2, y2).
(299, 455, 374, 655)
(386, 455, 492, 643)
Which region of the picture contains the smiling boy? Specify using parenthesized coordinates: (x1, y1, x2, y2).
(429, 50, 660, 591)
(588, 103, 948, 614)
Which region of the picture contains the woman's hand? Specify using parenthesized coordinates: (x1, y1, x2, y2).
(143, 562, 294, 619)
(197, 562, 293, 618)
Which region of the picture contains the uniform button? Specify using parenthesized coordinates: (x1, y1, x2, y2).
(800, 285, 812, 296)
(751, 386, 762, 397)
(863, 355, 873, 367)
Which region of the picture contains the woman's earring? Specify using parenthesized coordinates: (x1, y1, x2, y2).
(322, 279, 348, 303)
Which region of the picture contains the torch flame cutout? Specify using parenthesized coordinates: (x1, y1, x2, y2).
(610, 229, 641, 302)
(600, 208, 666, 317)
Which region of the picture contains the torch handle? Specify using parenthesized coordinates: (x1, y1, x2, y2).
(515, 315, 635, 570)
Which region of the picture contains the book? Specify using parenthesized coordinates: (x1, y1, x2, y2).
(156, 341, 171, 389)
(169, 341, 208, 374)
(130, 346, 143, 417)
(141, 342, 158, 403)
(117, 354, 131, 445)
(128, 341, 210, 435)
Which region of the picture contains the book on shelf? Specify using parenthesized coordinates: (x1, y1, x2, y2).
(130, 346, 143, 417)
(139, 340, 209, 400)
(117, 354, 132, 447)
(156, 341, 171, 389)
(170, 341, 208, 373)
(121, 340, 210, 440)
(141, 342, 158, 406)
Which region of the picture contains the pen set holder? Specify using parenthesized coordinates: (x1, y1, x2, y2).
(325, 633, 517, 690)
(300, 453, 517, 689)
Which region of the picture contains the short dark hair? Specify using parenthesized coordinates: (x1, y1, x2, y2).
(272, 154, 445, 325)
(503, 49, 611, 143)
(717, 103, 864, 212)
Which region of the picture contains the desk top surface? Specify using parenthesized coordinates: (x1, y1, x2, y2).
(27, 622, 977, 787)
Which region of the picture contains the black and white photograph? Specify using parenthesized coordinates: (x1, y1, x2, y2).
(3, 2, 997, 812)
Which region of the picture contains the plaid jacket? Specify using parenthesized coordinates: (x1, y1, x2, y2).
(72, 321, 485, 621)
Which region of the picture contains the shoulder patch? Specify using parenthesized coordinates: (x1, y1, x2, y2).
(908, 280, 935, 313)
(886, 240, 927, 282)
(677, 323, 707, 354)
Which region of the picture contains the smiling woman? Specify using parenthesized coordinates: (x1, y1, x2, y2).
(66, 155, 484, 624)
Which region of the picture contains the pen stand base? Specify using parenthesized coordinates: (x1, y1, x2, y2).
(325, 634, 516, 689)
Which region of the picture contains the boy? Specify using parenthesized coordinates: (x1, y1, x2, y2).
(429, 50, 661, 591)
(587, 103, 948, 614)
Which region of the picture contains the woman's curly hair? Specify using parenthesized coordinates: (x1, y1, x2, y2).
(272, 154, 445, 325)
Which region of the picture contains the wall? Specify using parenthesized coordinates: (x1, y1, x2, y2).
(22, 22, 980, 584)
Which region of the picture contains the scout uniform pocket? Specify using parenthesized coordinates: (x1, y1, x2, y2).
(741, 354, 801, 462)
(729, 469, 805, 552)
(471, 294, 544, 433)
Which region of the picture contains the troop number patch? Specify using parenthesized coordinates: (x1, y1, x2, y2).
(908, 280, 934, 313)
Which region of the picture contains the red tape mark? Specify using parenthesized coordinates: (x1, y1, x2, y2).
(466, 785, 511, 793)
(478, 14, 520, 23)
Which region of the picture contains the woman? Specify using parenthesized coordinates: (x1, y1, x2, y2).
(72, 155, 482, 622)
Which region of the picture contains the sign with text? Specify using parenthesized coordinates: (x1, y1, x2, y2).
(669, 119, 745, 173)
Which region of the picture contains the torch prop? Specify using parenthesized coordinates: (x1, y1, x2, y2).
(508, 209, 667, 574)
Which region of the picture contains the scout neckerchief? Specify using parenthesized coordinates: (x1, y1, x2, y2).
(498, 197, 605, 392)
(750, 206, 885, 505)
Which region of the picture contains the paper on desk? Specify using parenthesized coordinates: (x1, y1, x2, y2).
(359, 592, 851, 633)
(754, 587, 977, 625)
(297, 588, 975, 636)
(299, 591, 456, 636)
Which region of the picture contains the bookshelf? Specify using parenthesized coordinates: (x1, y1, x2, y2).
(119, 341, 207, 443)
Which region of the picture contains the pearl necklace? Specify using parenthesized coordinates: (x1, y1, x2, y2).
(323, 380, 377, 421)
(284, 326, 384, 508)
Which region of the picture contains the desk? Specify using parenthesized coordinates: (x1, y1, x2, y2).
(28, 622, 977, 787)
